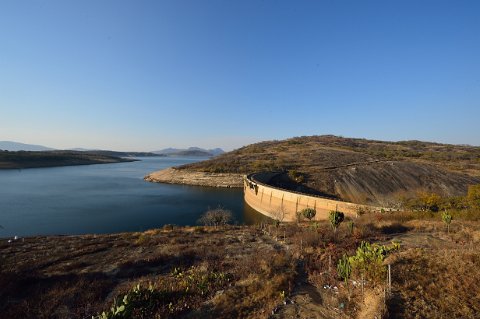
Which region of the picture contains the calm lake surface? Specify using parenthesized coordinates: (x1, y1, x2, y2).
(0, 157, 264, 237)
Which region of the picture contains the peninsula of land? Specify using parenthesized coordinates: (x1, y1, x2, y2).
(0, 150, 137, 169)
(144, 167, 243, 188)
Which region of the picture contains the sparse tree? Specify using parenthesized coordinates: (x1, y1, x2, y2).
(442, 210, 452, 234)
(301, 208, 316, 221)
(198, 207, 233, 228)
(271, 206, 285, 228)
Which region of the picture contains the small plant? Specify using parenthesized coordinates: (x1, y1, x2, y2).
(288, 170, 305, 183)
(135, 233, 148, 245)
(93, 283, 158, 319)
(337, 254, 352, 285)
(94, 268, 232, 318)
(301, 208, 316, 221)
(295, 211, 304, 223)
(273, 219, 280, 228)
(329, 210, 344, 235)
(442, 210, 453, 233)
(355, 205, 365, 217)
(347, 220, 354, 235)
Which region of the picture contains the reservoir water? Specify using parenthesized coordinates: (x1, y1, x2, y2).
(0, 157, 264, 238)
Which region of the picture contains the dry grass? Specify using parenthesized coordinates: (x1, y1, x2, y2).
(0, 226, 295, 319)
(388, 249, 480, 318)
(2, 215, 479, 318)
(270, 214, 480, 318)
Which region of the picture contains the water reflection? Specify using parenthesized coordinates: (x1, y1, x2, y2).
(0, 157, 265, 237)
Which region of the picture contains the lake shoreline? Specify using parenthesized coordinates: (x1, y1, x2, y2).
(144, 167, 244, 188)
(0, 158, 138, 170)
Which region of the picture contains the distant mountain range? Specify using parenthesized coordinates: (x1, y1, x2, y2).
(0, 141, 225, 158)
(152, 147, 224, 157)
(0, 141, 54, 152)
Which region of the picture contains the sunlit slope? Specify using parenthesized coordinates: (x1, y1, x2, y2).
(179, 135, 480, 205)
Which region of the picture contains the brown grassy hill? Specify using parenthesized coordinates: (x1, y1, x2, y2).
(179, 135, 480, 205)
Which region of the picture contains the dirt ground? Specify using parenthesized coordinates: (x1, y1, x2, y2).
(272, 219, 480, 319)
(0, 226, 294, 319)
(1, 218, 479, 319)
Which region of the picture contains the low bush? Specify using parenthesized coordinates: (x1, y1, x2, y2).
(197, 207, 233, 228)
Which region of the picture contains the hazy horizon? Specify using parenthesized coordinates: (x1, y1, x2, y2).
(2, 133, 480, 154)
(2, 1, 479, 151)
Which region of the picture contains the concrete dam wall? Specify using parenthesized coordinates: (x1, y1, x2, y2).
(244, 172, 379, 222)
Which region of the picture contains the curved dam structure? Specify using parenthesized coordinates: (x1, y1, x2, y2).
(244, 172, 380, 222)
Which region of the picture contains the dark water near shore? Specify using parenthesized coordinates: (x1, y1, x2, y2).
(0, 157, 265, 238)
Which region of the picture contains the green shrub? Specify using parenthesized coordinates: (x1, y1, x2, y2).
(442, 210, 453, 233)
(94, 267, 232, 319)
(347, 241, 400, 287)
(301, 208, 316, 221)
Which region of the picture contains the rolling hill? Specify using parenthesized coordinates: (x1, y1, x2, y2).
(153, 147, 224, 157)
(177, 135, 480, 205)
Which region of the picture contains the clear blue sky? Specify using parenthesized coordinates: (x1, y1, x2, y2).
(1, 1, 479, 151)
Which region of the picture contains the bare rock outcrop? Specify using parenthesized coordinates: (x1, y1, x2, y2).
(144, 168, 243, 188)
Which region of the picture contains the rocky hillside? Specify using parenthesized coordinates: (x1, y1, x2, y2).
(177, 135, 480, 205)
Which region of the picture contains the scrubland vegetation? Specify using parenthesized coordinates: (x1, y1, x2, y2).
(1, 204, 479, 318)
(181, 135, 480, 176)
(179, 136, 480, 205)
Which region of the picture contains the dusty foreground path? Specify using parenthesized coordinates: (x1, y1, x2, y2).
(273, 260, 343, 319)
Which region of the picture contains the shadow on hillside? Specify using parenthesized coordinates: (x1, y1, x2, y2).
(0, 271, 115, 319)
(380, 224, 413, 235)
(386, 292, 406, 319)
(269, 173, 339, 200)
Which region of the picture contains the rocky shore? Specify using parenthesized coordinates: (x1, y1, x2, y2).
(144, 167, 244, 188)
